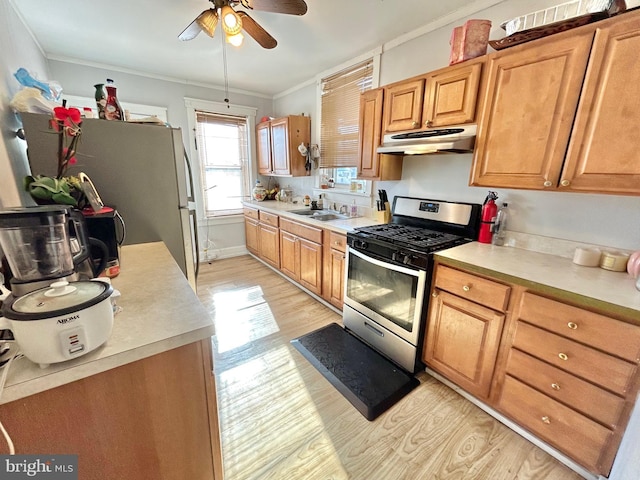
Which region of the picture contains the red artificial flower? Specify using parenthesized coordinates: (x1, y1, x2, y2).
(53, 106, 81, 125)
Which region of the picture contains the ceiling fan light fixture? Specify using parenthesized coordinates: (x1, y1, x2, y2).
(221, 5, 243, 36)
(226, 31, 244, 47)
(196, 9, 219, 37)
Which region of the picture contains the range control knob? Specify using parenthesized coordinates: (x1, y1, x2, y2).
(355, 240, 368, 249)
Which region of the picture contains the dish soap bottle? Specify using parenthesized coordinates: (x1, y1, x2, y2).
(491, 202, 508, 246)
(104, 78, 124, 121)
(350, 200, 358, 218)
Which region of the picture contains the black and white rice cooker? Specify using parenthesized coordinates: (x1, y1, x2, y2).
(0, 280, 114, 368)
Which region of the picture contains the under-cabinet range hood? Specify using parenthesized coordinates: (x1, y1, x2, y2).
(377, 124, 476, 155)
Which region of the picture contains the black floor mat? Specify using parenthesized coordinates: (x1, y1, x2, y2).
(291, 323, 419, 421)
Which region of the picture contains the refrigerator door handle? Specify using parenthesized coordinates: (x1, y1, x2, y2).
(183, 146, 196, 204)
(191, 209, 200, 280)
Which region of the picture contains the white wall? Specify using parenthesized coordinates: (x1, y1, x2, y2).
(0, 0, 50, 208)
(274, 0, 640, 252)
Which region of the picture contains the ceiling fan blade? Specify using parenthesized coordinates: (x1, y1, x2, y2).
(178, 9, 218, 41)
(237, 0, 307, 16)
(237, 11, 277, 49)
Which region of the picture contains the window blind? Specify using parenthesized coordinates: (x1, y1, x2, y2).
(195, 111, 249, 216)
(320, 59, 373, 168)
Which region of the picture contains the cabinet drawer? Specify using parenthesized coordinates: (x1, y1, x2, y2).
(506, 349, 624, 428)
(519, 292, 640, 363)
(243, 206, 259, 220)
(512, 321, 636, 396)
(499, 375, 612, 473)
(259, 211, 279, 227)
(279, 218, 322, 244)
(328, 231, 346, 253)
(434, 265, 510, 312)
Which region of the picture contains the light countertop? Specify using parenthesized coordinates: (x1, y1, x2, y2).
(436, 242, 640, 322)
(0, 242, 215, 405)
(243, 200, 383, 233)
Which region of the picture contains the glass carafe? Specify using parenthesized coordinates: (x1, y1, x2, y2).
(0, 206, 76, 282)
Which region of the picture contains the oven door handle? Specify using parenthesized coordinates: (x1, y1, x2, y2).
(364, 321, 384, 337)
(347, 246, 424, 278)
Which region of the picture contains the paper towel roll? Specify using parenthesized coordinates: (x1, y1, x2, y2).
(572, 247, 601, 267)
(600, 251, 630, 272)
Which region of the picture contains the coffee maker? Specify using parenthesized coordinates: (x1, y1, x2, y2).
(0, 206, 108, 296)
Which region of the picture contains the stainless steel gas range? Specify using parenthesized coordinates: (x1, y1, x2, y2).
(343, 196, 481, 373)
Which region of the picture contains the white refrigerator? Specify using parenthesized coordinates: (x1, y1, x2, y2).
(20, 113, 199, 290)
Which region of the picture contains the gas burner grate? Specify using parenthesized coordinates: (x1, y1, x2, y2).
(354, 224, 460, 249)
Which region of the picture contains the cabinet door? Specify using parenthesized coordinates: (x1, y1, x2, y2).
(424, 289, 505, 399)
(383, 78, 425, 132)
(424, 61, 483, 128)
(358, 88, 383, 179)
(258, 224, 280, 268)
(279, 230, 299, 280)
(299, 238, 322, 295)
(256, 121, 273, 174)
(562, 14, 640, 195)
(244, 217, 259, 254)
(328, 248, 345, 308)
(470, 30, 593, 190)
(270, 117, 291, 175)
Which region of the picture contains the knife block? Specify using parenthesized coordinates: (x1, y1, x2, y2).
(375, 203, 391, 223)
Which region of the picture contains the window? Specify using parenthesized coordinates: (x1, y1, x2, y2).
(195, 111, 250, 217)
(319, 59, 374, 168)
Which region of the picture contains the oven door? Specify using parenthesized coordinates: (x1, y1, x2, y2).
(344, 247, 427, 346)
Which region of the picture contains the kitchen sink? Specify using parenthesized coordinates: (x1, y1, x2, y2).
(289, 209, 350, 221)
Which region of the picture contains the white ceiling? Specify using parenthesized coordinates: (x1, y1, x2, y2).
(12, 0, 505, 97)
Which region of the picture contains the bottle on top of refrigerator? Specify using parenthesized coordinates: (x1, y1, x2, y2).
(491, 202, 509, 246)
(104, 79, 124, 121)
(94, 83, 106, 119)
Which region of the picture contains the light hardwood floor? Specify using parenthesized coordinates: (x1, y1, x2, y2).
(197, 255, 583, 480)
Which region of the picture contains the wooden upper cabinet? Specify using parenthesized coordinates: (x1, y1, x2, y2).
(562, 13, 640, 195)
(382, 59, 484, 133)
(256, 115, 310, 177)
(382, 79, 425, 132)
(256, 122, 273, 175)
(423, 60, 484, 128)
(358, 88, 383, 179)
(470, 29, 594, 190)
(471, 10, 640, 195)
(357, 88, 403, 181)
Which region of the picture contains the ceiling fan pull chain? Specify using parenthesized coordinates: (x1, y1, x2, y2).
(221, 29, 230, 107)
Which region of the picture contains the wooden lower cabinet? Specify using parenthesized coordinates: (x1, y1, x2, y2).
(0, 340, 223, 480)
(279, 218, 323, 295)
(258, 223, 280, 268)
(424, 265, 508, 400)
(243, 207, 280, 267)
(425, 261, 640, 477)
(322, 230, 346, 309)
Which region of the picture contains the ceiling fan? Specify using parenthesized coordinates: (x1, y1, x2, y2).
(179, 0, 308, 49)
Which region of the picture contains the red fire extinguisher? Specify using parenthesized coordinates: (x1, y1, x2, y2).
(478, 191, 498, 244)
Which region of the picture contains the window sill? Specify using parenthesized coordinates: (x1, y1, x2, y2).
(312, 187, 371, 198)
(201, 214, 245, 226)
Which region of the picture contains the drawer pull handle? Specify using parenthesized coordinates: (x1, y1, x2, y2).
(551, 383, 561, 391)
(541, 416, 551, 424)
(462, 285, 471, 292)
(558, 353, 569, 361)
(567, 322, 578, 330)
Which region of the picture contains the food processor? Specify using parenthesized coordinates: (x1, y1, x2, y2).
(0, 206, 106, 296)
